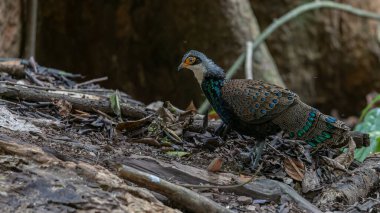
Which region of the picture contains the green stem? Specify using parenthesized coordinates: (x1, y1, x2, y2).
(198, 0, 380, 114)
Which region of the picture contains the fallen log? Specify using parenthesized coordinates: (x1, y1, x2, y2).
(316, 154, 380, 210)
(0, 82, 149, 119)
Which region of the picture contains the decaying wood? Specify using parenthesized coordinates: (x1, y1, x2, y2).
(124, 156, 322, 213)
(118, 164, 233, 213)
(316, 154, 380, 209)
(0, 61, 25, 78)
(0, 83, 149, 119)
(0, 134, 179, 212)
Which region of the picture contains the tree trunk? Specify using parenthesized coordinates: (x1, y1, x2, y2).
(0, 0, 22, 57)
(250, 0, 380, 115)
(36, 0, 282, 109)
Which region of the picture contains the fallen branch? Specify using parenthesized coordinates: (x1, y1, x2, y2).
(124, 156, 322, 213)
(118, 164, 233, 213)
(0, 83, 149, 119)
(316, 154, 380, 209)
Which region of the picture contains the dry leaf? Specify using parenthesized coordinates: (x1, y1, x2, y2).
(130, 138, 161, 147)
(322, 156, 349, 172)
(239, 174, 253, 182)
(157, 107, 176, 123)
(284, 158, 305, 181)
(302, 168, 321, 193)
(207, 157, 223, 172)
(116, 115, 152, 131)
(52, 99, 72, 118)
(186, 101, 197, 112)
(334, 137, 356, 168)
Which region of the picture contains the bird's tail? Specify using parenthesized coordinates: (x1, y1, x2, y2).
(348, 131, 370, 148)
(273, 100, 370, 148)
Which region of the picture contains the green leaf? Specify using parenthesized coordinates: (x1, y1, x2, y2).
(354, 108, 380, 161)
(109, 90, 121, 117)
(359, 94, 380, 121)
(166, 151, 190, 157)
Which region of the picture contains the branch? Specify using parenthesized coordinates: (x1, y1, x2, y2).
(245, 41, 254, 80)
(118, 164, 233, 213)
(0, 83, 149, 119)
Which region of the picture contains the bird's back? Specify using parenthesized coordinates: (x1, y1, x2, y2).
(221, 79, 297, 124)
(220, 79, 369, 148)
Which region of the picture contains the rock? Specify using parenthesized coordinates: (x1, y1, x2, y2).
(237, 196, 253, 205)
(246, 205, 257, 212)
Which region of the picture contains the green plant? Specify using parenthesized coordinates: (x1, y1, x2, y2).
(354, 107, 380, 162)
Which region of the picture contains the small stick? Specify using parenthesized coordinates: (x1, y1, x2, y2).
(244, 41, 253, 80)
(118, 164, 233, 213)
(179, 164, 262, 189)
(74, 76, 108, 88)
(25, 70, 45, 87)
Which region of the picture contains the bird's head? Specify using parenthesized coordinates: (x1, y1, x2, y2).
(178, 50, 225, 84)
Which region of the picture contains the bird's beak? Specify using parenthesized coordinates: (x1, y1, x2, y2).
(177, 63, 188, 71)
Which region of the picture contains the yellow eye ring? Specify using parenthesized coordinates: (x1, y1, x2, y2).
(185, 56, 196, 65)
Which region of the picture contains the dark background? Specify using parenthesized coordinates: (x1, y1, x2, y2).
(2, 0, 380, 116)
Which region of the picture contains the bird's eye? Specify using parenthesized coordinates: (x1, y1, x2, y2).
(185, 56, 196, 65)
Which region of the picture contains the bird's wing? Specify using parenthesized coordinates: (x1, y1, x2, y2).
(221, 79, 298, 123)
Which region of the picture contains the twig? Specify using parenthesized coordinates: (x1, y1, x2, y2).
(92, 108, 116, 120)
(179, 164, 262, 189)
(244, 41, 253, 80)
(118, 164, 233, 213)
(74, 76, 108, 88)
(24, 70, 45, 86)
(198, 1, 380, 114)
(0, 58, 82, 78)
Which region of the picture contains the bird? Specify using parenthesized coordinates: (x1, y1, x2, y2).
(178, 50, 370, 169)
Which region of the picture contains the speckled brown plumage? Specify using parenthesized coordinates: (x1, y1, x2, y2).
(179, 50, 370, 149)
(221, 79, 295, 123)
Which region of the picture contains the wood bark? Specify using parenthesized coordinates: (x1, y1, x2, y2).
(250, 0, 380, 115)
(0, 0, 22, 57)
(36, 0, 283, 109)
(0, 83, 149, 119)
(315, 154, 380, 210)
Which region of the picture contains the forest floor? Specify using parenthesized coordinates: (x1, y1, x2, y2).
(0, 58, 379, 213)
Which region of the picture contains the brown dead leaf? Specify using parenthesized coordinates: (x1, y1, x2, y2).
(186, 101, 197, 112)
(302, 168, 321, 193)
(52, 99, 72, 118)
(321, 156, 349, 172)
(334, 137, 356, 168)
(157, 107, 176, 123)
(130, 138, 161, 147)
(116, 115, 152, 131)
(283, 158, 305, 181)
(238, 174, 253, 182)
(207, 157, 223, 172)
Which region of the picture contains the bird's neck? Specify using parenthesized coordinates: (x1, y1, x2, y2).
(201, 76, 225, 111)
(201, 77, 234, 124)
(201, 77, 224, 96)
